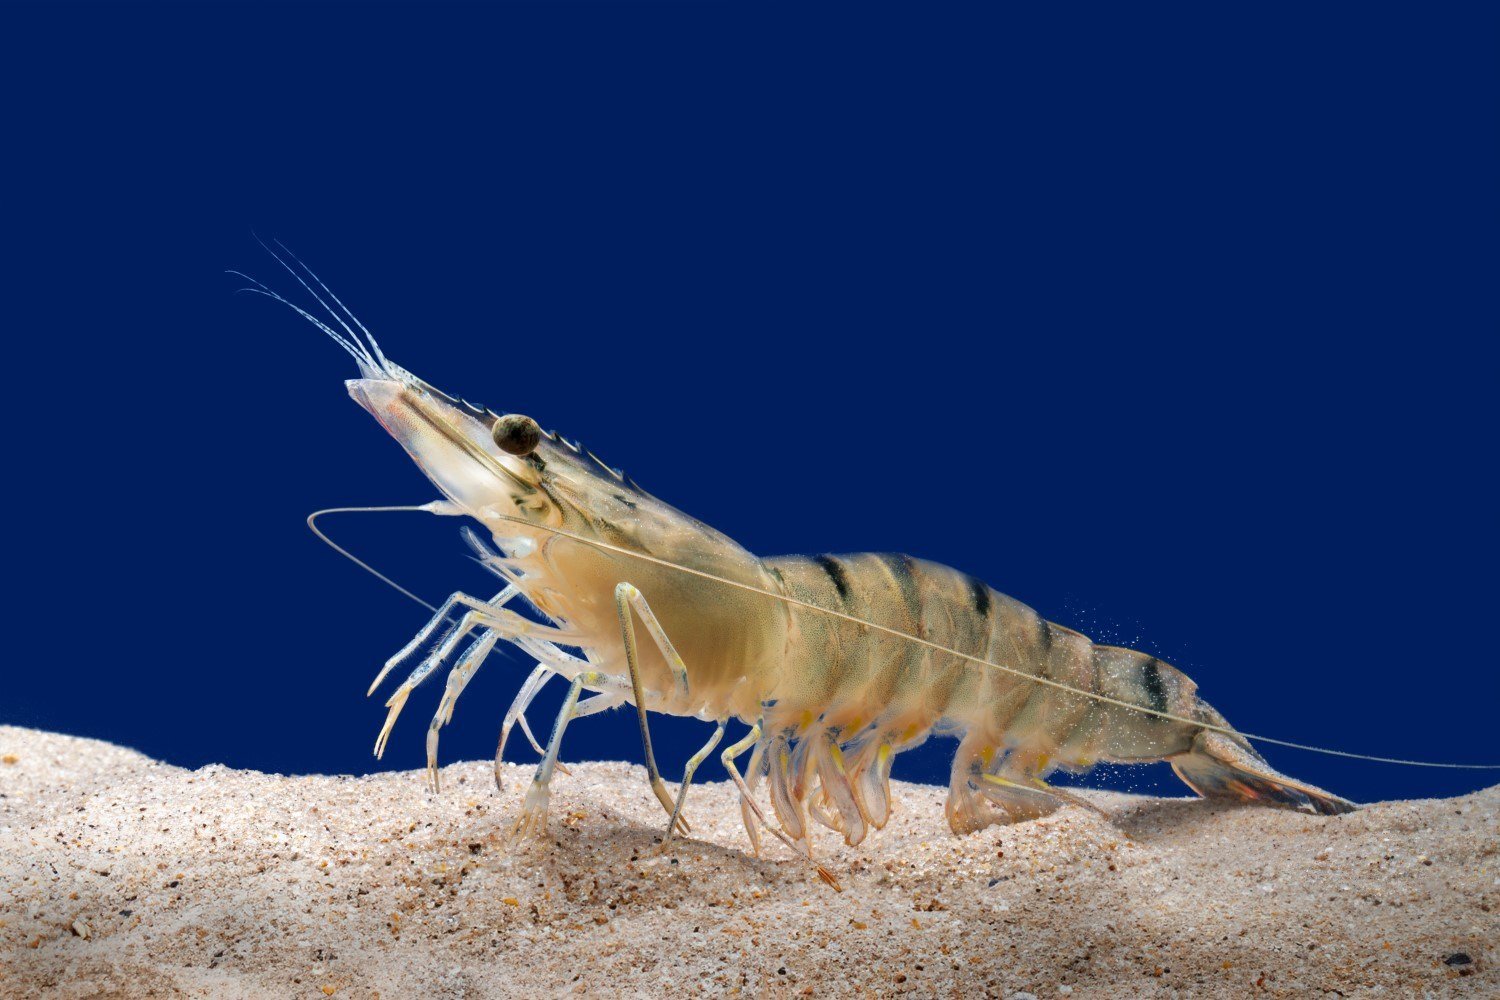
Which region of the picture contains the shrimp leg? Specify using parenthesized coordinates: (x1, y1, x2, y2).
(429, 622, 595, 789)
(510, 671, 628, 841)
(424, 630, 581, 791)
(405, 601, 578, 694)
(494, 664, 559, 790)
(721, 722, 841, 890)
(373, 603, 577, 759)
(369, 586, 517, 695)
(424, 629, 501, 791)
(666, 722, 726, 840)
(614, 582, 692, 835)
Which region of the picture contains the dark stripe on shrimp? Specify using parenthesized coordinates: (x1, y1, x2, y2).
(966, 574, 992, 619)
(1036, 616, 1054, 654)
(878, 552, 919, 587)
(813, 555, 851, 602)
(1141, 657, 1168, 715)
(879, 553, 924, 628)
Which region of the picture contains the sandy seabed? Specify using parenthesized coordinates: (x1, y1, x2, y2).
(0, 726, 1494, 998)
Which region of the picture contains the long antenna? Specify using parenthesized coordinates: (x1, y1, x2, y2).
(307, 506, 441, 613)
(308, 504, 1500, 771)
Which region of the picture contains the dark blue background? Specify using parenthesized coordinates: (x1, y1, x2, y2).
(5, 4, 1497, 806)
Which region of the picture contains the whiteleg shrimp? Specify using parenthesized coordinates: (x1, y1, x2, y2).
(242, 246, 1499, 890)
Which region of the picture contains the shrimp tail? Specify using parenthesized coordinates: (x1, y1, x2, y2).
(1171, 728, 1357, 816)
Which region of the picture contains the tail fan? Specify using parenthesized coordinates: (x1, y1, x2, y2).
(1171, 731, 1356, 816)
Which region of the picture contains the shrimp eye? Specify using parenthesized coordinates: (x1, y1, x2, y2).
(492, 413, 542, 456)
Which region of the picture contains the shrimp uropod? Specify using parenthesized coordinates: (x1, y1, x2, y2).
(247, 246, 1499, 890)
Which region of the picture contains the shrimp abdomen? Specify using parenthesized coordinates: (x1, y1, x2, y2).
(1054, 643, 1356, 814)
(767, 553, 1355, 826)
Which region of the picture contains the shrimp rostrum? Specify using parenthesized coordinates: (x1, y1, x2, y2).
(259, 259, 1355, 885)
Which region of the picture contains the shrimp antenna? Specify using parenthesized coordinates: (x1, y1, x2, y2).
(307, 505, 1500, 771)
(307, 506, 443, 613)
(230, 280, 372, 372)
(253, 236, 378, 365)
(270, 239, 392, 373)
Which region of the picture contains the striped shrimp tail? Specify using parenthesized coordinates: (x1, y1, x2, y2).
(1171, 728, 1356, 817)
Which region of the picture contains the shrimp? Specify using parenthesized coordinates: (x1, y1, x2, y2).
(247, 247, 1500, 889)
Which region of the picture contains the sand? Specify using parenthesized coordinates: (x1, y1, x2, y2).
(0, 726, 1494, 998)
